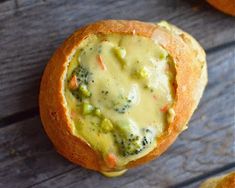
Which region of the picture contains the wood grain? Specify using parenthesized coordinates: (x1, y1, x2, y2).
(0, 0, 235, 118)
(0, 46, 234, 188)
(174, 168, 235, 188)
(170, 167, 235, 188)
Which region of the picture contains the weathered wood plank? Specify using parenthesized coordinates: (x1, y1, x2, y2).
(0, 0, 235, 118)
(0, 47, 234, 188)
(0, 117, 75, 188)
(173, 168, 235, 188)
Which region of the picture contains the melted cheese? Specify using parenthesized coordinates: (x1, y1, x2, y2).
(64, 33, 176, 172)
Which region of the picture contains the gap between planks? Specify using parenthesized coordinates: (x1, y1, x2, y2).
(0, 40, 234, 128)
(23, 161, 235, 188)
(25, 167, 78, 188)
(0, 107, 38, 128)
(167, 163, 235, 188)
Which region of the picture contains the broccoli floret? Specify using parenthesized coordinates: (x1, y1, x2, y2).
(73, 65, 91, 85)
(82, 102, 94, 115)
(100, 118, 114, 133)
(133, 67, 149, 79)
(142, 128, 154, 146)
(113, 120, 143, 156)
(113, 96, 133, 114)
(69, 65, 92, 101)
(71, 85, 91, 101)
(113, 120, 154, 156)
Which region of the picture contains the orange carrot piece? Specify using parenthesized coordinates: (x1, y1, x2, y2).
(153, 95, 157, 100)
(160, 104, 169, 113)
(97, 55, 107, 70)
(69, 75, 78, 90)
(105, 153, 117, 168)
(71, 110, 76, 119)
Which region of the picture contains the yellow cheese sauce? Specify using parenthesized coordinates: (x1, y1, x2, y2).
(64, 33, 176, 171)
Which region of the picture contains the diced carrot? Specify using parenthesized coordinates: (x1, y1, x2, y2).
(97, 55, 107, 70)
(153, 95, 157, 100)
(69, 75, 78, 90)
(160, 104, 169, 113)
(105, 153, 117, 168)
(71, 110, 76, 119)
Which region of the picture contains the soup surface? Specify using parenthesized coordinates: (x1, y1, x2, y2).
(64, 33, 176, 170)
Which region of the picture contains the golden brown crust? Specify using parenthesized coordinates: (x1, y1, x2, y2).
(199, 172, 235, 188)
(207, 0, 235, 16)
(39, 20, 207, 172)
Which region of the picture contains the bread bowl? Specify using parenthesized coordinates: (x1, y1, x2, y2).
(199, 171, 235, 188)
(39, 20, 207, 176)
(207, 0, 235, 16)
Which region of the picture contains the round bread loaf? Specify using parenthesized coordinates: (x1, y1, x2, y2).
(207, 0, 235, 16)
(200, 172, 235, 188)
(39, 20, 207, 176)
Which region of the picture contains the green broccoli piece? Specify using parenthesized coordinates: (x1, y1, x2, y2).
(70, 65, 92, 101)
(113, 121, 155, 156)
(82, 102, 94, 115)
(113, 96, 133, 114)
(73, 65, 91, 85)
(113, 120, 143, 156)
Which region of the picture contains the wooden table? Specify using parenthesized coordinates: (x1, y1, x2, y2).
(0, 0, 234, 187)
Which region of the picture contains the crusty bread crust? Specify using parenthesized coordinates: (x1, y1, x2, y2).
(39, 20, 207, 172)
(199, 172, 235, 188)
(207, 0, 235, 16)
